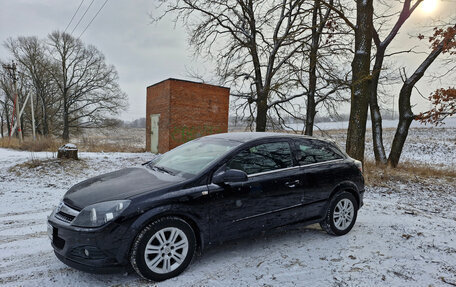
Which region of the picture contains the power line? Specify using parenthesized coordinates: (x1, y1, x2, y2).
(70, 0, 96, 35)
(78, 0, 110, 39)
(64, 0, 85, 33)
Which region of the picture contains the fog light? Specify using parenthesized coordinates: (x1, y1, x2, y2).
(84, 249, 90, 257)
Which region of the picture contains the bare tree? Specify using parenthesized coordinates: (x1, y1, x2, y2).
(0, 81, 9, 137)
(0, 102, 4, 137)
(156, 0, 317, 132)
(294, 0, 352, 136)
(47, 31, 128, 140)
(305, 0, 333, 135)
(4, 36, 59, 136)
(368, 0, 423, 164)
(344, 0, 374, 163)
(388, 25, 456, 167)
(0, 64, 15, 137)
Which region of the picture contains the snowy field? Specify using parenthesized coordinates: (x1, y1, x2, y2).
(286, 116, 456, 132)
(0, 126, 455, 286)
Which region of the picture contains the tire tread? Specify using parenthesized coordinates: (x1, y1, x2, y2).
(129, 216, 196, 281)
(320, 191, 358, 236)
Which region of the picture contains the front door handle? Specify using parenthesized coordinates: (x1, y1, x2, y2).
(285, 179, 300, 188)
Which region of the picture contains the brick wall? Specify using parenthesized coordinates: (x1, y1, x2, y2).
(146, 78, 229, 153)
(146, 80, 170, 153)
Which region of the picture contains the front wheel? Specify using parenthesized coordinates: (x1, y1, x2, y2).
(130, 217, 196, 281)
(320, 191, 358, 236)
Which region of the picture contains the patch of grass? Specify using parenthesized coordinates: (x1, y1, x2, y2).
(8, 157, 89, 178)
(77, 137, 145, 153)
(0, 137, 62, 152)
(364, 160, 456, 187)
(0, 136, 145, 153)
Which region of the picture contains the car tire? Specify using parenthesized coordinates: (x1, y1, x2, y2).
(130, 216, 196, 281)
(320, 191, 358, 236)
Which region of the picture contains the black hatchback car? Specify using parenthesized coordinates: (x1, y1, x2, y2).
(48, 132, 364, 281)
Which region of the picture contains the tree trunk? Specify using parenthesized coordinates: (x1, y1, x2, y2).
(42, 105, 49, 136)
(38, 95, 49, 136)
(6, 107, 11, 137)
(58, 144, 78, 160)
(62, 98, 69, 141)
(305, 0, 320, 136)
(387, 86, 414, 167)
(369, 47, 388, 164)
(0, 114, 3, 138)
(346, 0, 373, 162)
(388, 39, 445, 167)
(20, 116, 25, 137)
(305, 96, 316, 136)
(255, 94, 268, 132)
(369, 0, 418, 165)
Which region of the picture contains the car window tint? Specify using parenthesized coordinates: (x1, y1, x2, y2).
(227, 142, 293, 175)
(297, 140, 343, 164)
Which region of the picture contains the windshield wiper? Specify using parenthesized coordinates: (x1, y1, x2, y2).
(153, 165, 175, 176)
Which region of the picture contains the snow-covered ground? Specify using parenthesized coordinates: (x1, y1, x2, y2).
(0, 126, 455, 286)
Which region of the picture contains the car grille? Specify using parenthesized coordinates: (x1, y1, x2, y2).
(55, 211, 76, 223)
(54, 202, 79, 224)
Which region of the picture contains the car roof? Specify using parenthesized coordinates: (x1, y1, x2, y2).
(202, 132, 318, 143)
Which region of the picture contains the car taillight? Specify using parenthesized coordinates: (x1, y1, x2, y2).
(354, 160, 363, 173)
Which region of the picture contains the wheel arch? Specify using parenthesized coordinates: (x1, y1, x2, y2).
(117, 205, 206, 265)
(329, 181, 360, 208)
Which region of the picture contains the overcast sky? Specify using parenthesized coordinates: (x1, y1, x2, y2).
(0, 0, 454, 122)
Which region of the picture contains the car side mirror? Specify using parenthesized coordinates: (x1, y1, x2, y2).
(213, 169, 248, 185)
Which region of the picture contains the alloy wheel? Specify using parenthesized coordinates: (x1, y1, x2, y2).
(333, 198, 354, 230)
(144, 227, 189, 274)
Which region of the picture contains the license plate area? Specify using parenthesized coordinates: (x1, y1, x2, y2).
(47, 223, 53, 241)
(49, 224, 65, 249)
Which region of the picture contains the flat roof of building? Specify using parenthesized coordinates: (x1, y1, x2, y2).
(147, 78, 230, 90)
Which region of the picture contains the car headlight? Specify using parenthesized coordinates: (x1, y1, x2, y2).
(71, 200, 130, 227)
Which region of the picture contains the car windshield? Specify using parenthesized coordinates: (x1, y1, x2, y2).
(148, 137, 241, 178)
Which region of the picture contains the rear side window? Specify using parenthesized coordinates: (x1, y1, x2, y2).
(296, 139, 343, 165)
(227, 142, 293, 175)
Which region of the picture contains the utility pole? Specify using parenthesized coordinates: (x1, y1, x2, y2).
(30, 93, 36, 140)
(2, 61, 23, 142)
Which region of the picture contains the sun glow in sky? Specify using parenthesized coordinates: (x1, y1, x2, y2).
(421, 0, 438, 13)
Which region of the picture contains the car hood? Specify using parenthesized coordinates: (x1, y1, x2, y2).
(63, 167, 185, 210)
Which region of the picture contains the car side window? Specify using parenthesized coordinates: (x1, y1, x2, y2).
(297, 139, 343, 165)
(227, 142, 293, 175)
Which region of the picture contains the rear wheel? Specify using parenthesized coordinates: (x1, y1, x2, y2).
(130, 217, 196, 281)
(320, 191, 358, 236)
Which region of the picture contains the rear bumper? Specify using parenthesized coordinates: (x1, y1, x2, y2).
(359, 190, 365, 208)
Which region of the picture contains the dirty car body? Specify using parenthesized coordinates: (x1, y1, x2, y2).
(48, 132, 364, 276)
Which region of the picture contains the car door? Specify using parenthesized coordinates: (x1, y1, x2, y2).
(207, 140, 305, 242)
(293, 139, 349, 219)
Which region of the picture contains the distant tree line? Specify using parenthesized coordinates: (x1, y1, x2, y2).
(96, 117, 146, 129)
(0, 31, 128, 140)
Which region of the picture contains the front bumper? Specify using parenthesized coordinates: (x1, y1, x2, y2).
(48, 214, 130, 274)
(54, 251, 125, 274)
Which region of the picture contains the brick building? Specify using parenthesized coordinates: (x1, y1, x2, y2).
(146, 78, 230, 153)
